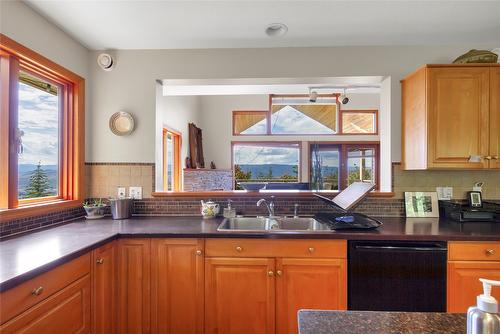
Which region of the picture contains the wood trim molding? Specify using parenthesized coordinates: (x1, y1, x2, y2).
(152, 191, 395, 198)
(0, 200, 82, 221)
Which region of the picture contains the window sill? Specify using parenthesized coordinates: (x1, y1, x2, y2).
(0, 200, 82, 222)
(151, 191, 395, 198)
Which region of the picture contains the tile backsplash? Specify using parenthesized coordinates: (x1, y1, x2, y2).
(85, 163, 155, 199)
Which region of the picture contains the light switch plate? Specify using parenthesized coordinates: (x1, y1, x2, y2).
(117, 187, 126, 199)
(129, 186, 143, 199)
(436, 187, 453, 200)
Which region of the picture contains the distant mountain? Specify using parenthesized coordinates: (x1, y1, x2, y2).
(18, 164, 58, 197)
(238, 164, 298, 179)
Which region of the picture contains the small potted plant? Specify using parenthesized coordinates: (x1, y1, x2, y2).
(83, 199, 107, 219)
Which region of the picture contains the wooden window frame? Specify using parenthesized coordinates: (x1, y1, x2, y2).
(0, 34, 85, 221)
(308, 141, 380, 191)
(162, 128, 182, 192)
(231, 141, 303, 185)
(339, 109, 379, 135)
(232, 94, 340, 136)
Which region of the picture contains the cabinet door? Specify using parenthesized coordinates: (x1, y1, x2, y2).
(92, 241, 117, 334)
(276, 258, 347, 334)
(427, 67, 490, 168)
(117, 238, 151, 334)
(151, 239, 204, 334)
(205, 257, 275, 334)
(490, 67, 500, 169)
(0, 275, 91, 333)
(448, 261, 500, 312)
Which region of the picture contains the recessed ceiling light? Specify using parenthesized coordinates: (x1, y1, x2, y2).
(265, 23, 288, 37)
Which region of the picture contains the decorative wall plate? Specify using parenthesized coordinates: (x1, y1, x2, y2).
(109, 111, 135, 136)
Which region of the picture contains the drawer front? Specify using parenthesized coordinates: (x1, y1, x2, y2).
(0, 274, 91, 334)
(449, 242, 500, 261)
(0, 253, 91, 324)
(205, 239, 346, 258)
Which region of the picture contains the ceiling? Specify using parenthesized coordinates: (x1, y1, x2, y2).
(161, 76, 383, 95)
(24, 1, 500, 50)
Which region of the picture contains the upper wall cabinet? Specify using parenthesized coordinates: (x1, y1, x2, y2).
(401, 64, 500, 170)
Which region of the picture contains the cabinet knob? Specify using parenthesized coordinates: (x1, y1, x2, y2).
(235, 246, 243, 252)
(485, 249, 496, 256)
(31, 286, 44, 296)
(196, 250, 203, 256)
(276, 270, 283, 277)
(96, 258, 104, 264)
(267, 271, 275, 277)
(308, 247, 315, 253)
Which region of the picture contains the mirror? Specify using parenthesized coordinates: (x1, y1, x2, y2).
(155, 77, 391, 194)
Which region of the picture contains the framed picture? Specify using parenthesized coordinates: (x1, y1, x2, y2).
(404, 192, 439, 218)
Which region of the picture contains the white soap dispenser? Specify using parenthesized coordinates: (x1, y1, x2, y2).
(467, 278, 500, 334)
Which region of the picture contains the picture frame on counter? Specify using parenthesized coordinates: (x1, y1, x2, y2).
(404, 192, 439, 218)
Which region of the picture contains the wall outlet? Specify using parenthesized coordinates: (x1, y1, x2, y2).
(117, 187, 126, 199)
(129, 186, 143, 199)
(436, 187, 453, 200)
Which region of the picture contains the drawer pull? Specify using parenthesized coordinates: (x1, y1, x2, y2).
(485, 249, 496, 256)
(308, 247, 315, 253)
(267, 271, 274, 277)
(484, 156, 492, 160)
(493, 155, 499, 160)
(31, 286, 44, 296)
(235, 246, 243, 252)
(196, 250, 203, 256)
(276, 270, 283, 277)
(96, 258, 104, 264)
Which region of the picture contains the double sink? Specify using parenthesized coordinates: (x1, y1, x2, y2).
(217, 216, 331, 233)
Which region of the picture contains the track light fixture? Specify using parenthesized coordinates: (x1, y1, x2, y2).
(309, 89, 318, 102)
(339, 88, 349, 105)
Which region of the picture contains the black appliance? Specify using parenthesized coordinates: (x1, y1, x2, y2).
(348, 240, 447, 312)
(439, 200, 499, 222)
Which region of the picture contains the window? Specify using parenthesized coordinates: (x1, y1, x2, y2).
(0, 34, 84, 218)
(232, 142, 300, 188)
(18, 71, 61, 200)
(232, 95, 338, 135)
(163, 128, 181, 191)
(310, 142, 379, 191)
(340, 110, 378, 134)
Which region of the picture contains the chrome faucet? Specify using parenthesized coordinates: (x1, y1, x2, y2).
(257, 196, 275, 217)
(293, 203, 299, 218)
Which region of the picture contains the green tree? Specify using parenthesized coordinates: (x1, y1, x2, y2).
(266, 166, 273, 179)
(234, 164, 252, 181)
(25, 161, 51, 198)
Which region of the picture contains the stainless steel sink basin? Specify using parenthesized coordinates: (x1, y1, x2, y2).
(217, 217, 331, 233)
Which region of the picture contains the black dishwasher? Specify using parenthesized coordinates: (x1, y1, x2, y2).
(348, 240, 447, 312)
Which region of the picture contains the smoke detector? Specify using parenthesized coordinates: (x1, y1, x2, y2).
(265, 23, 288, 37)
(97, 53, 115, 71)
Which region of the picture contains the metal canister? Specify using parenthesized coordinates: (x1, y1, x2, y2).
(110, 198, 132, 220)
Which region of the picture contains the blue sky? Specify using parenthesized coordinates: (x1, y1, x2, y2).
(18, 82, 59, 166)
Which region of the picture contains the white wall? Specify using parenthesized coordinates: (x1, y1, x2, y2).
(155, 84, 200, 191)
(87, 44, 495, 163)
(0, 2, 90, 154)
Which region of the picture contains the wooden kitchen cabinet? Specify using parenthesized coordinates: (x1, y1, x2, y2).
(490, 67, 500, 169)
(275, 258, 347, 334)
(448, 241, 500, 312)
(401, 64, 500, 170)
(151, 239, 204, 334)
(92, 241, 117, 334)
(204, 239, 347, 334)
(117, 238, 151, 334)
(0, 253, 91, 334)
(205, 257, 276, 334)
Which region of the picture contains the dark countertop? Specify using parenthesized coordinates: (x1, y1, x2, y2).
(298, 310, 466, 334)
(0, 215, 499, 292)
